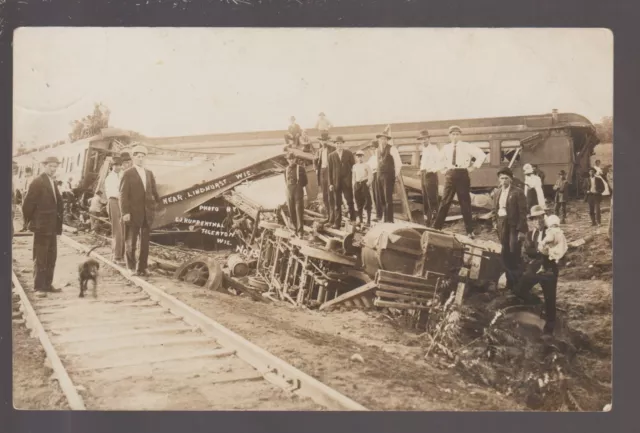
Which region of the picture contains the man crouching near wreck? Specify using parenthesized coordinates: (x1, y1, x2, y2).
(515, 207, 568, 336)
(493, 167, 527, 294)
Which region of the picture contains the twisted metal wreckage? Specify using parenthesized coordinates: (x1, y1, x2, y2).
(86, 144, 506, 322)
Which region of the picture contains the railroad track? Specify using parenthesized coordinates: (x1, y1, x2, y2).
(12, 233, 367, 411)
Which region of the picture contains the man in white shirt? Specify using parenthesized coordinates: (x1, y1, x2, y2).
(367, 140, 383, 221)
(433, 125, 487, 238)
(417, 129, 442, 227)
(352, 150, 373, 226)
(375, 130, 402, 223)
(315, 112, 333, 134)
(104, 156, 125, 263)
(89, 191, 107, 232)
(313, 132, 334, 221)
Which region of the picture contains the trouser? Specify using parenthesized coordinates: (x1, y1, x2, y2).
(286, 184, 305, 235)
(372, 172, 383, 219)
(496, 217, 522, 291)
(284, 133, 301, 147)
(33, 233, 57, 291)
(108, 198, 125, 260)
(515, 260, 558, 334)
(587, 194, 602, 224)
(330, 179, 356, 226)
(320, 168, 331, 218)
(125, 219, 150, 273)
(89, 211, 100, 231)
(554, 201, 567, 221)
(354, 180, 372, 224)
(378, 172, 396, 223)
(433, 169, 473, 233)
(526, 188, 539, 211)
(421, 171, 439, 226)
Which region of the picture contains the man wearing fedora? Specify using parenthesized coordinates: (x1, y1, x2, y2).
(328, 136, 356, 228)
(284, 152, 308, 237)
(433, 125, 486, 237)
(105, 156, 125, 264)
(313, 132, 334, 220)
(523, 163, 546, 211)
(553, 169, 569, 224)
(119, 144, 161, 277)
(120, 151, 132, 170)
(22, 156, 64, 293)
(375, 130, 402, 223)
(493, 167, 528, 293)
(584, 166, 606, 226)
(417, 129, 442, 226)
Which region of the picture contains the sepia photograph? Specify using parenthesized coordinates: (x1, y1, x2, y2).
(11, 27, 613, 412)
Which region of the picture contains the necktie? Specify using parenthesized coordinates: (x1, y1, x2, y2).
(452, 144, 457, 167)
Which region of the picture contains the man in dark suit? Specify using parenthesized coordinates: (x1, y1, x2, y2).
(119, 144, 160, 277)
(493, 167, 528, 293)
(553, 169, 569, 224)
(284, 152, 308, 237)
(313, 132, 334, 221)
(584, 167, 606, 226)
(327, 136, 356, 228)
(22, 156, 64, 293)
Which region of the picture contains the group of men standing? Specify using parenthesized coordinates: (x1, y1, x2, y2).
(19, 144, 161, 296)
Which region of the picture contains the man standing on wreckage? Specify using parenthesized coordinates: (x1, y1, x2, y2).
(374, 128, 402, 223)
(432, 125, 487, 239)
(313, 132, 334, 222)
(327, 136, 356, 229)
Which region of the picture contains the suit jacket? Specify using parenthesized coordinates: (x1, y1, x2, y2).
(328, 149, 355, 188)
(313, 145, 335, 183)
(119, 166, 160, 228)
(584, 175, 605, 196)
(493, 186, 528, 234)
(22, 173, 63, 235)
(284, 164, 308, 188)
(553, 178, 569, 202)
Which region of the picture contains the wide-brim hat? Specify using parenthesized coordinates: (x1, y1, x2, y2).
(111, 156, 123, 165)
(131, 144, 148, 156)
(416, 129, 430, 140)
(497, 167, 514, 179)
(334, 136, 345, 143)
(529, 204, 546, 218)
(588, 167, 597, 173)
(119, 152, 132, 162)
(42, 156, 61, 165)
(523, 163, 534, 174)
(448, 125, 462, 134)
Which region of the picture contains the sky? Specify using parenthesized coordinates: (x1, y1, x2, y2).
(13, 28, 613, 147)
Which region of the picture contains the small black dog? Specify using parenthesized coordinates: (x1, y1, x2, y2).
(78, 245, 102, 298)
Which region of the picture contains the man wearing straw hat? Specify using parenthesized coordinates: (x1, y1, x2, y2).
(433, 125, 486, 238)
(119, 144, 160, 277)
(375, 128, 402, 223)
(22, 156, 64, 293)
(417, 129, 442, 227)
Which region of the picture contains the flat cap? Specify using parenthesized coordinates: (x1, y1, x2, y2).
(131, 144, 148, 156)
(355, 150, 365, 156)
(448, 125, 462, 134)
(417, 129, 430, 140)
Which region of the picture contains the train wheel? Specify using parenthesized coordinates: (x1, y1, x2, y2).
(173, 256, 224, 292)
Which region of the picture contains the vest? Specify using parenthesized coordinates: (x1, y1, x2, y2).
(377, 144, 395, 175)
(285, 164, 301, 186)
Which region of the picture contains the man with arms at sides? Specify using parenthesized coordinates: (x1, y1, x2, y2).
(284, 152, 308, 237)
(327, 136, 356, 229)
(119, 145, 160, 277)
(352, 150, 373, 227)
(493, 167, 528, 294)
(22, 156, 64, 294)
(417, 129, 443, 227)
(313, 132, 334, 222)
(433, 125, 486, 238)
(375, 128, 402, 223)
(367, 140, 383, 222)
(104, 156, 125, 264)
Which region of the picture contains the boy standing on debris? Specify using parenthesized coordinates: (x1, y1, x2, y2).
(493, 167, 528, 293)
(515, 205, 566, 335)
(284, 152, 308, 237)
(553, 170, 569, 224)
(352, 150, 373, 227)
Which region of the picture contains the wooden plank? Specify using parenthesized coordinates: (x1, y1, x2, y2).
(377, 283, 433, 297)
(318, 282, 377, 311)
(375, 290, 431, 303)
(351, 297, 365, 308)
(360, 296, 373, 308)
(373, 299, 430, 311)
(11, 272, 86, 410)
(377, 270, 436, 285)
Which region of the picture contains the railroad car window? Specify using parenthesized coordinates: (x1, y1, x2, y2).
(501, 140, 522, 164)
